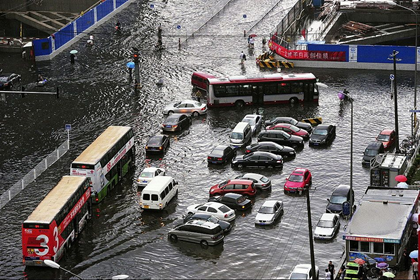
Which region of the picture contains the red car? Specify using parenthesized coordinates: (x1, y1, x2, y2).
(284, 168, 312, 193)
(266, 123, 309, 140)
(376, 129, 396, 150)
(209, 179, 257, 197)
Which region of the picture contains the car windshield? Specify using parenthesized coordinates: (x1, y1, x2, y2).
(289, 125, 299, 132)
(242, 118, 255, 125)
(377, 134, 390, 141)
(259, 206, 274, 214)
(260, 176, 269, 183)
(237, 196, 246, 203)
(231, 132, 243, 140)
(318, 220, 334, 228)
(289, 119, 298, 126)
(207, 216, 218, 223)
(330, 195, 347, 204)
(313, 129, 327, 136)
(165, 116, 179, 123)
(212, 147, 225, 156)
(290, 273, 307, 279)
(148, 137, 161, 145)
(289, 174, 303, 182)
(364, 148, 377, 156)
(140, 172, 154, 178)
(192, 101, 201, 106)
(173, 102, 182, 107)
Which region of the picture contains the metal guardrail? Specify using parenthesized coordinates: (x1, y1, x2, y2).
(0, 140, 69, 210)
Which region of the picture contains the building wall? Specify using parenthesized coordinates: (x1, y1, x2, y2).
(0, 0, 98, 13)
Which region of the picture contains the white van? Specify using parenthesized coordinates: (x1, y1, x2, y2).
(230, 122, 252, 148)
(140, 176, 178, 210)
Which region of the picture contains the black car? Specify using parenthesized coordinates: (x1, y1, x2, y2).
(362, 141, 384, 167)
(231, 151, 283, 169)
(326, 184, 354, 215)
(183, 212, 232, 233)
(245, 141, 296, 159)
(0, 73, 21, 90)
(257, 130, 304, 149)
(145, 134, 170, 153)
(208, 145, 237, 164)
(161, 113, 192, 132)
(309, 124, 336, 146)
(264, 117, 313, 133)
(208, 193, 252, 211)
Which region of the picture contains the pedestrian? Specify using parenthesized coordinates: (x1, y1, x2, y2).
(70, 53, 75, 64)
(414, 260, 418, 280)
(325, 268, 331, 280)
(404, 249, 411, 270)
(157, 24, 162, 38)
(115, 21, 121, 31)
(328, 261, 335, 280)
(262, 37, 267, 46)
(338, 265, 346, 280)
(240, 51, 246, 64)
(87, 34, 94, 46)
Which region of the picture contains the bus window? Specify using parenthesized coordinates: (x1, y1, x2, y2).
(152, 194, 159, 201)
(160, 192, 166, 199)
(291, 82, 304, 93)
(265, 83, 277, 95)
(214, 85, 226, 97)
(239, 84, 252, 96)
(278, 82, 290, 94)
(226, 85, 238, 96)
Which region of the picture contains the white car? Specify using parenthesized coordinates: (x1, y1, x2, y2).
(235, 173, 272, 191)
(163, 100, 207, 116)
(241, 114, 263, 135)
(255, 200, 283, 225)
(314, 213, 340, 240)
(289, 264, 319, 280)
(135, 167, 166, 187)
(187, 202, 236, 222)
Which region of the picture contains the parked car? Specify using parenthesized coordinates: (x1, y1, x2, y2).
(209, 179, 257, 197)
(0, 73, 21, 90)
(187, 202, 236, 222)
(264, 117, 313, 133)
(168, 220, 224, 246)
(326, 184, 354, 215)
(376, 129, 396, 150)
(266, 123, 310, 140)
(231, 151, 283, 169)
(183, 213, 232, 233)
(207, 145, 236, 164)
(289, 264, 319, 280)
(257, 130, 304, 149)
(309, 124, 336, 146)
(255, 200, 283, 226)
(284, 168, 312, 193)
(145, 134, 170, 153)
(362, 141, 384, 167)
(208, 193, 252, 211)
(234, 173, 272, 191)
(245, 141, 296, 159)
(230, 122, 253, 148)
(163, 100, 207, 116)
(135, 167, 166, 187)
(241, 114, 263, 135)
(161, 113, 192, 132)
(314, 213, 340, 240)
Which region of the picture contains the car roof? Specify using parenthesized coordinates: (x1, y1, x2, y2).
(224, 193, 244, 199)
(142, 167, 161, 172)
(228, 179, 253, 184)
(191, 213, 212, 219)
(293, 168, 308, 174)
(366, 141, 384, 148)
(243, 114, 260, 119)
(332, 184, 351, 195)
(180, 99, 198, 103)
(293, 264, 318, 272)
(255, 141, 283, 148)
(241, 173, 263, 180)
(274, 117, 294, 121)
(149, 134, 165, 140)
(248, 151, 279, 157)
(213, 145, 229, 150)
(315, 124, 332, 129)
(379, 129, 394, 135)
(320, 213, 338, 221)
(203, 202, 226, 208)
(185, 219, 220, 229)
(262, 200, 281, 207)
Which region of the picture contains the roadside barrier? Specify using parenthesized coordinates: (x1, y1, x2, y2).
(258, 60, 294, 69)
(301, 117, 322, 126)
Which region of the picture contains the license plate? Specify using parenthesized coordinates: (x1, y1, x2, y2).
(142, 180, 148, 183)
(165, 125, 172, 128)
(313, 143, 319, 146)
(211, 161, 218, 164)
(144, 205, 149, 209)
(34, 260, 42, 265)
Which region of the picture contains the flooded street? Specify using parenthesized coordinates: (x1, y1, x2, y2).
(0, 0, 418, 278)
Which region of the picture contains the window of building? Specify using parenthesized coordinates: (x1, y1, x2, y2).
(360, 241, 370, 252)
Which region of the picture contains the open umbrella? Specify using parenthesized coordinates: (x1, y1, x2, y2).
(410, 250, 418, 259)
(382, 271, 395, 278)
(70, 50, 78, 54)
(395, 174, 407, 182)
(374, 257, 386, 262)
(249, 34, 257, 38)
(354, 258, 365, 265)
(377, 262, 389, 269)
(126, 62, 135, 69)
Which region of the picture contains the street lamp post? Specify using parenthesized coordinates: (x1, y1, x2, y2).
(390, 50, 401, 154)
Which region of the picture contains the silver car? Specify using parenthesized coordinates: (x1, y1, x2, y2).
(241, 114, 263, 135)
(234, 173, 272, 191)
(255, 200, 283, 225)
(163, 100, 207, 116)
(168, 220, 224, 246)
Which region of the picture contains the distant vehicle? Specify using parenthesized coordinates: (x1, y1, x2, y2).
(234, 173, 272, 191)
(168, 220, 224, 246)
(326, 184, 354, 215)
(207, 145, 236, 165)
(309, 124, 336, 146)
(0, 73, 21, 90)
(245, 142, 296, 159)
(362, 141, 384, 167)
(266, 123, 310, 140)
(135, 167, 165, 187)
(289, 264, 319, 280)
(376, 129, 396, 150)
(208, 193, 252, 211)
(255, 200, 283, 226)
(187, 202, 236, 222)
(284, 168, 312, 193)
(191, 71, 216, 91)
(163, 100, 207, 116)
(264, 117, 313, 134)
(314, 213, 340, 240)
(257, 130, 304, 149)
(161, 113, 192, 132)
(183, 213, 232, 233)
(231, 151, 283, 169)
(241, 114, 263, 135)
(209, 179, 257, 197)
(145, 134, 170, 153)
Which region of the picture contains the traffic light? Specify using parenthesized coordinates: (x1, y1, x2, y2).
(133, 51, 139, 63)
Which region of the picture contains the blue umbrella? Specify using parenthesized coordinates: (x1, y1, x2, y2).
(410, 250, 418, 258)
(126, 62, 135, 69)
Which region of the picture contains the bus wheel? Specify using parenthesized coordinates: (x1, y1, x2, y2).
(169, 234, 178, 243)
(289, 97, 299, 104)
(235, 100, 245, 108)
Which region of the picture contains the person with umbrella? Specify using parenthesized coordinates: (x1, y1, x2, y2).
(396, 175, 409, 188)
(70, 50, 77, 64)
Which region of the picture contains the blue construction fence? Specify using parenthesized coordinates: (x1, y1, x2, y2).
(33, 0, 130, 60)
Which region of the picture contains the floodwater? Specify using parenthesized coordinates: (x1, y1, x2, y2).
(0, 0, 418, 278)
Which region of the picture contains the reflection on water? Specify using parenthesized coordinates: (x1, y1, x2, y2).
(168, 239, 225, 261)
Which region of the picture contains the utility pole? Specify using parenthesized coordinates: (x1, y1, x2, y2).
(132, 47, 141, 89)
(306, 188, 317, 280)
(390, 50, 401, 153)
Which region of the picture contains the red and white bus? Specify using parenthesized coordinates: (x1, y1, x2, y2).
(206, 72, 319, 107)
(22, 176, 91, 266)
(191, 71, 216, 92)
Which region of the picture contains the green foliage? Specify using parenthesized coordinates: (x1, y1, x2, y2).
(408, 154, 420, 184)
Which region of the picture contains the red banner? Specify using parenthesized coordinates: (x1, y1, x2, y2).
(269, 40, 346, 61)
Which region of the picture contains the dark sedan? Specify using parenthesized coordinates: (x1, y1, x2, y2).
(145, 134, 170, 153)
(257, 130, 304, 149)
(231, 151, 283, 169)
(183, 213, 232, 233)
(245, 141, 296, 159)
(264, 116, 313, 133)
(208, 193, 252, 211)
(161, 113, 192, 132)
(309, 124, 336, 146)
(0, 73, 21, 90)
(208, 145, 237, 165)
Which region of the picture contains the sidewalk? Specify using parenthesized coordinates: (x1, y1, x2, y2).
(395, 267, 413, 280)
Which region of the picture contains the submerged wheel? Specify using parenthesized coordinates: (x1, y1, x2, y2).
(200, 240, 208, 247)
(289, 97, 299, 104)
(168, 110, 174, 115)
(235, 100, 245, 108)
(169, 234, 178, 242)
(237, 164, 243, 169)
(192, 111, 199, 117)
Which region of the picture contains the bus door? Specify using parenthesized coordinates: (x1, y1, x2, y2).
(251, 85, 264, 105)
(303, 82, 314, 102)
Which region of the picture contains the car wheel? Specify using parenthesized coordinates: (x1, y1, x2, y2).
(169, 234, 178, 242)
(200, 240, 208, 247)
(168, 110, 174, 115)
(237, 164, 243, 169)
(235, 100, 245, 108)
(192, 111, 199, 117)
